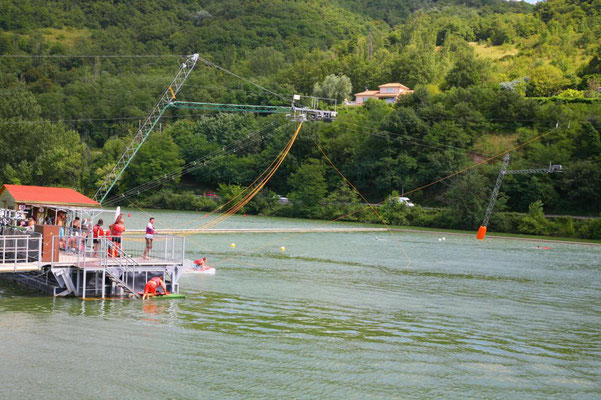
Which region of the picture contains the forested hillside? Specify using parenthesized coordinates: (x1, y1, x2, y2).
(1, 0, 600, 237)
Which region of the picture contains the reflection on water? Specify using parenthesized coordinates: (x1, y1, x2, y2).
(1, 213, 600, 398)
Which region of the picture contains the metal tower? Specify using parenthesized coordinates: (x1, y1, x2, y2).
(477, 153, 563, 239)
(94, 54, 199, 204)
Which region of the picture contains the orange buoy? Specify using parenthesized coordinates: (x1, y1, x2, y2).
(476, 226, 487, 240)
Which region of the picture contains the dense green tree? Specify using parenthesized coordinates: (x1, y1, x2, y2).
(313, 74, 353, 103)
(120, 131, 184, 191)
(444, 172, 489, 229)
(287, 158, 327, 217)
(444, 51, 489, 89)
(526, 65, 570, 97)
(518, 200, 552, 235)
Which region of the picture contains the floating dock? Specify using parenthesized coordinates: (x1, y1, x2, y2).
(1, 229, 185, 299)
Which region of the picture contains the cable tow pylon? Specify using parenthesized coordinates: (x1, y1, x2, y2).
(477, 154, 563, 240)
(94, 53, 199, 204)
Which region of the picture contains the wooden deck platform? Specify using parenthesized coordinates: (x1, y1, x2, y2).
(0, 253, 179, 273)
(54, 253, 180, 269)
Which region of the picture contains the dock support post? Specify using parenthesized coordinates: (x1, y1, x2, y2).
(75, 268, 80, 297)
(102, 268, 106, 299)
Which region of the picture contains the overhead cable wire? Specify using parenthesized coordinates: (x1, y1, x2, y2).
(129, 121, 297, 233)
(0, 54, 186, 58)
(103, 123, 282, 205)
(103, 120, 287, 205)
(213, 125, 563, 268)
(199, 121, 303, 230)
(0, 110, 230, 125)
(315, 140, 411, 268)
(196, 55, 290, 101)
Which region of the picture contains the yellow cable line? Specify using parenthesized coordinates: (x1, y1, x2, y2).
(207, 126, 559, 267)
(123, 125, 559, 269)
(199, 121, 303, 229)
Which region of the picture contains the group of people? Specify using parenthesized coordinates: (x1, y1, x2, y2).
(91, 215, 126, 256)
(45, 211, 154, 259)
(91, 215, 155, 258)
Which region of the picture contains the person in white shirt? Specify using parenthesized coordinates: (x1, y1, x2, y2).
(142, 217, 155, 259)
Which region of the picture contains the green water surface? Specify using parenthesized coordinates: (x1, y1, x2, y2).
(1, 211, 600, 399)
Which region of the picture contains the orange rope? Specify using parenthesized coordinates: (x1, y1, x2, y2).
(401, 129, 556, 197)
(126, 125, 559, 269)
(199, 121, 303, 229)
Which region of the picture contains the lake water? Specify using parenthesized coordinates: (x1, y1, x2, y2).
(1, 210, 600, 399)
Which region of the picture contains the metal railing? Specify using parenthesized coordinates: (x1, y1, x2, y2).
(48, 232, 184, 298)
(50, 233, 184, 265)
(118, 234, 185, 263)
(0, 228, 42, 271)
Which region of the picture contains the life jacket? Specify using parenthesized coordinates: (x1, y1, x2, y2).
(93, 225, 104, 238)
(148, 276, 162, 288)
(111, 222, 125, 237)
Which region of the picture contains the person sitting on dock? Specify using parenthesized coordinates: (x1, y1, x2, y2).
(26, 217, 36, 233)
(142, 217, 155, 260)
(142, 276, 168, 300)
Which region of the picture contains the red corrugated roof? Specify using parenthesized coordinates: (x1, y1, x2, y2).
(0, 185, 100, 207)
(354, 90, 380, 96)
(378, 82, 411, 89)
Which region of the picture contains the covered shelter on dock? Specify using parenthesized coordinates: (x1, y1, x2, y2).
(0, 184, 186, 299)
(0, 184, 100, 225)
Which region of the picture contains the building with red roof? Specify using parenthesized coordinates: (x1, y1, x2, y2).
(348, 82, 414, 105)
(0, 184, 99, 209)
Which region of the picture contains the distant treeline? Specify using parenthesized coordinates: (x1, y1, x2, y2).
(0, 0, 600, 235)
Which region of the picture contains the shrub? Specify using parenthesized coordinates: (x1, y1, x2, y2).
(518, 200, 552, 235)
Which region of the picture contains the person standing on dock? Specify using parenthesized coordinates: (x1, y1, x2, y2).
(92, 219, 104, 255)
(142, 217, 155, 260)
(108, 214, 125, 257)
(142, 276, 168, 300)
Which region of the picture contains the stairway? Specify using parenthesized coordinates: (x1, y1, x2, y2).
(105, 267, 139, 298)
(104, 240, 141, 298)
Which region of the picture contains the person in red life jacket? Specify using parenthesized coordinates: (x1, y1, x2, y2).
(108, 214, 125, 257)
(193, 257, 211, 271)
(142, 276, 168, 300)
(92, 219, 104, 255)
(142, 217, 155, 260)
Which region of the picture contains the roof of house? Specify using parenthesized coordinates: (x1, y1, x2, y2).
(0, 184, 100, 208)
(378, 82, 411, 90)
(354, 90, 380, 96)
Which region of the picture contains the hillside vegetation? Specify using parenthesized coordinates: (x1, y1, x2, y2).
(0, 0, 600, 237)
